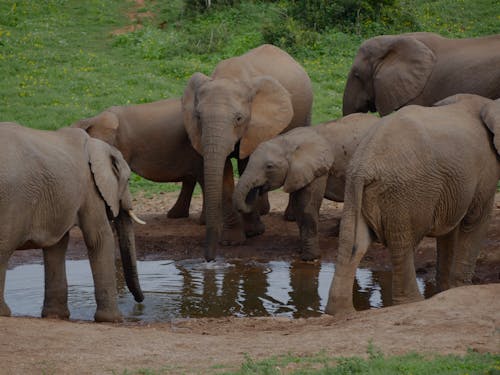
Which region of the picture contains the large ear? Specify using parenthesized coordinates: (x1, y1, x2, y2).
(480, 99, 500, 156)
(72, 111, 119, 146)
(373, 35, 436, 115)
(87, 138, 131, 218)
(182, 72, 211, 155)
(240, 76, 294, 159)
(283, 138, 333, 193)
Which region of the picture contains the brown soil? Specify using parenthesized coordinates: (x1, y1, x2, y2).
(1, 190, 499, 374)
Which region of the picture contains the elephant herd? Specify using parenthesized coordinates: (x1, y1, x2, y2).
(1, 32, 499, 322)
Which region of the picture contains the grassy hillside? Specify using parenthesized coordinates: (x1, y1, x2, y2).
(0, 0, 499, 192)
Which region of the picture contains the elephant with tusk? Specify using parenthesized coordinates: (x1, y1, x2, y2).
(0, 122, 145, 322)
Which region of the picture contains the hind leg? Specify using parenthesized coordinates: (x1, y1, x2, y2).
(42, 233, 70, 319)
(167, 176, 196, 218)
(0, 245, 15, 317)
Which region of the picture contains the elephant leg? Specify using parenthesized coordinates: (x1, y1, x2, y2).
(388, 242, 423, 305)
(167, 176, 196, 219)
(436, 228, 458, 292)
(449, 210, 491, 287)
(42, 233, 70, 319)
(221, 159, 246, 246)
(80, 211, 122, 322)
(0, 245, 15, 317)
(292, 175, 327, 261)
(284, 196, 296, 222)
(198, 178, 206, 225)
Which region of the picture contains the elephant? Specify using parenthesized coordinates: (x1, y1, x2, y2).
(72, 98, 206, 221)
(182, 44, 313, 261)
(342, 32, 500, 116)
(234, 113, 379, 260)
(0, 122, 145, 322)
(326, 94, 500, 316)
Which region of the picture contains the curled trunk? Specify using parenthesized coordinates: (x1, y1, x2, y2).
(114, 209, 144, 302)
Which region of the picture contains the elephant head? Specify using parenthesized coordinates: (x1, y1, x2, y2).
(234, 128, 333, 214)
(87, 138, 144, 303)
(343, 33, 437, 116)
(182, 72, 294, 260)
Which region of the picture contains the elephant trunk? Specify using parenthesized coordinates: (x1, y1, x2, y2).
(114, 209, 144, 302)
(233, 173, 263, 214)
(203, 138, 231, 262)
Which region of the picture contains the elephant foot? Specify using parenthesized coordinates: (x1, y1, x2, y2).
(197, 213, 206, 225)
(167, 206, 190, 219)
(300, 249, 320, 262)
(324, 302, 356, 316)
(0, 301, 11, 317)
(244, 218, 265, 238)
(94, 308, 124, 323)
(42, 306, 70, 320)
(221, 227, 246, 246)
(284, 205, 296, 222)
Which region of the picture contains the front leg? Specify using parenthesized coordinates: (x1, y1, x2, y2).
(42, 233, 70, 319)
(79, 206, 122, 322)
(291, 175, 327, 261)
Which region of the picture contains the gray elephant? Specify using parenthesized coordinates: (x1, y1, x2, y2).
(182, 44, 313, 261)
(234, 113, 379, 260)
(72, 98, 206, 221)
(343, 32, 500, 116)
(0, 122, 145, 322)
(326, 94, 500, 316)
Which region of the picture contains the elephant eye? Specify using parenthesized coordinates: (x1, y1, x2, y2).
(266, 162, 273, 169)
(234, 113, 244, 126)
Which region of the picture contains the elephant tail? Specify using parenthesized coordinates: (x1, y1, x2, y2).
(339, 174, 372, 263)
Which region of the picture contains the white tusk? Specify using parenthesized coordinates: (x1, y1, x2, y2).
(128, 210, 146, 225)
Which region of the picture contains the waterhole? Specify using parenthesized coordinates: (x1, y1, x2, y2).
(5, 259, 435, 322)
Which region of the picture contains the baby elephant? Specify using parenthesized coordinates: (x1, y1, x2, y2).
(0, 123, 144, 322)
(234, 113, 379, 260)
(326, 94, 500, 316)
(72, 98, 205, 221)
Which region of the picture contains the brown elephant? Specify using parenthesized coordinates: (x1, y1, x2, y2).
(0, 122, 145, 322)
(343, 32, 500, 116)
(326, 94, 500, 316)
(72, 98, 206, 221)
(182, 44, 313, 261)
(233, 113, 379, 260)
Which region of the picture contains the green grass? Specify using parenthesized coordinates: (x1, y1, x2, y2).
(118, 349, 500, 374)
(1, 0, 499, 192)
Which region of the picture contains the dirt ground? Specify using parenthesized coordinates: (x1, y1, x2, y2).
(1, 190, 499, 374)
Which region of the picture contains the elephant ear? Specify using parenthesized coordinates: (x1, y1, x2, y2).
(283, 137, 333, 193)
(480, 99, 500, 156)
(374, 35, 436, 115)
(182, 72, 211, 155)
(87, 138, 131, 218)
(72, 111, 119, 146)
(240, 76, 294, 159)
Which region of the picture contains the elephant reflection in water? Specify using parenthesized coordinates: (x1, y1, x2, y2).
(288, 261, 321, 318)
(176, 262, 269, 317)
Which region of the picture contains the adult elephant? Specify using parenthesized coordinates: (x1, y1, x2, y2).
(73, 98, 205, 221)
(182, 44, 313, 261)
(326, 94, 500, 316)
(0, 122, 144, 322)
(342, 32, 500, 116)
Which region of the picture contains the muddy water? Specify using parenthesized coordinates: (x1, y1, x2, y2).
(5, 259, 435, 322)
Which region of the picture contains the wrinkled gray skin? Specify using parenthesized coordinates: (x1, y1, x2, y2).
(73, 98, 206, 222)
(0, 123, 144, 322)
(182, 44, 313, 261)
(234, 113, 379, 260)
(343, 32, 500, 116)
(327, 94, 500, 316)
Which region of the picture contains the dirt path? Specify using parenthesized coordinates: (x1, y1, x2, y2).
(2, 190, 499, 374)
